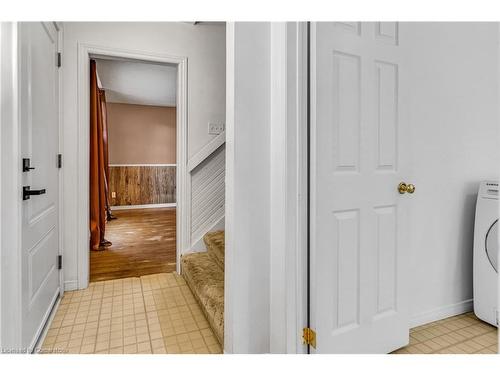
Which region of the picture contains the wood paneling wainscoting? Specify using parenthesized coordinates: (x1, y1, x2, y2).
(109, 164, 176, 207)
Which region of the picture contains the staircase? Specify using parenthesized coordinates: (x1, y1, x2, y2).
(181, 230, 225, 345)
(186, 129, 225, 253)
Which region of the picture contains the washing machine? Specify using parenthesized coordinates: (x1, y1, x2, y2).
(473, 181, 499, 327)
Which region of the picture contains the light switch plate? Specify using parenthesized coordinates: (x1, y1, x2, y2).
(111, 192, 116, 198)
(208, 122, 225, 135)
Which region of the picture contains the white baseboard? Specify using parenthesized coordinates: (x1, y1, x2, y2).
(410, 299, 474, 328)
(64, 280, 78, 291)
(190, 215, 225, 252)
(34, 296, 61, 354)
(111, 203, 176, 210)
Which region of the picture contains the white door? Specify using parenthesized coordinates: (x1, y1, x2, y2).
(19, 22, 61, 350)
(310, 22, 411, 353)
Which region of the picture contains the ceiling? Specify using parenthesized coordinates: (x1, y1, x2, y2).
(95, 58, 177, 107)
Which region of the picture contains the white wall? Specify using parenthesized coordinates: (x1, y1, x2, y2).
(225, 22, 271, 353)
(405, 22, 500, 325)
(61, 22, 225, 289)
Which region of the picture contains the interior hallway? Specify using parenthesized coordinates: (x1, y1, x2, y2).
(90, 208, 176, 282)
(40, 273, 222, 354)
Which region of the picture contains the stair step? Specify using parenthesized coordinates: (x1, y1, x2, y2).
(203, 230, 225, 269)
(181, 252, 224, 345)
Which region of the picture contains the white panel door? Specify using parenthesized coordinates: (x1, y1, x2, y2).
(310, 22, 411, 353)
(19, 22, 61, 350)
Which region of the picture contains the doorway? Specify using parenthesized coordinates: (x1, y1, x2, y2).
(76, 45, 188, 289)
(89, 57, 179, 282)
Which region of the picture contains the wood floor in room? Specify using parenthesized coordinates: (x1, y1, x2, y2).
(90, 208, 176, 282)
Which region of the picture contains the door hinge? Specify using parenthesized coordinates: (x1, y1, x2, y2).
(57, 154, 62, 168)
(302, 327, 316, 349)
(57, 52, 62, 68)
(58, 255, 62, 270)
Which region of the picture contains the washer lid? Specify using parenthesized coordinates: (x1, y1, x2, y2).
(485, 219, 499, 273)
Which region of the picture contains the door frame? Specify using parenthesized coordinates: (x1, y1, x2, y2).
(269, 22, 309, 353)
(0, 21, 63, 350)
(0, 21, 23, 350)
(224, 22, 309, 353)
(76, 44, 188, 289)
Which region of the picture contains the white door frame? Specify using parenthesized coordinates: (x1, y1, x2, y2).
(0, 22, 63, 350)
(76, 44, 188, 289)
(0, 21, 23, 350)
(55, 22, 64, 300)
(269, 22, 309, 353)
(224, 22, 308, 353)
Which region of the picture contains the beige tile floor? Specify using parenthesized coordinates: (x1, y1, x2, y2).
(40, 273, 222, 354)
(393, 312, 498, 354)
(40, 273, 497, 355)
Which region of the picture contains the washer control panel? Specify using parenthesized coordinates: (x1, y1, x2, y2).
(479, 181, 499, 199)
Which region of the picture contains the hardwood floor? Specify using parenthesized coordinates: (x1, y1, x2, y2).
(90, 208, 176, 282)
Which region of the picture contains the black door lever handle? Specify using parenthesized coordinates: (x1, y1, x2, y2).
(23, 186, 46, 200)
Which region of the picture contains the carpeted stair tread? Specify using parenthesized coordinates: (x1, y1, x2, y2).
(181, 251, 224, 345)
(203, 230, 225, 270)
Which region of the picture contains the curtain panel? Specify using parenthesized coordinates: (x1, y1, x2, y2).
(89, 59, 111, 250)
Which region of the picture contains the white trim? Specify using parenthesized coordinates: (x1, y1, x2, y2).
(288, 22, 309, 354)
(56, 23, 64, 300)
(63, 280, 78, 291)
(309, 21, 319, 353)
(497, 26, 500, 344)
(0, 22, 3, 347)
(269, 22, 288, 353)
(187, 130, 226, 172)
(410, 299, 474, 328)
(33, 296, 60, 354)
(111, 203, 176, 210)
(224, 22, 308, 354)
(109, 163, 176, 167)
(0, 21, 22, 350)
(223, 22, 235, 353)
(76, 44, 188, 288)
(269, 22, 309, 354)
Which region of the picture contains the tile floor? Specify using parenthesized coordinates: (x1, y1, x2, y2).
(41, 272, 497, 355)
(40, 273, 222, 354)
(393, 312, 498, 354)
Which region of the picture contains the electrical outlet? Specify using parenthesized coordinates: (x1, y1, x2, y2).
(111, 192, 116, 198)
(208, 122, 225, 135)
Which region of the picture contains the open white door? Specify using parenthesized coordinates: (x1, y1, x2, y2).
(19, 22, 61, 350)
(310, 22, 411, 353)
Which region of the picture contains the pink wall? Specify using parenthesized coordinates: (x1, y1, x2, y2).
(107, 103, 176, 164)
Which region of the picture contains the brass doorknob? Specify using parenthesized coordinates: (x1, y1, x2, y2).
(398, 182, 415, 194)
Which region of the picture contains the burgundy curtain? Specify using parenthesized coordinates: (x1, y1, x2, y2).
(101, 89, 115, 221)
(89, 60, 111, 250)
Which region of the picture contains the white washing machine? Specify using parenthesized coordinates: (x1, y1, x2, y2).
(473, 181, 499, 327)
